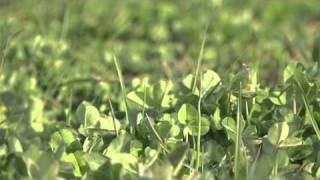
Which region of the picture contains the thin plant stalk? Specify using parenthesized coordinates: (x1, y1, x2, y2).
(227, 92, 231, 115)
(66, 90, 73, 126)
(201, 145, 204, 173)
(234, 82, 242, 179)
(108, 98, 119, 137)
(293, 89, 297, 114)
(301, 93, 320, 139)
(195, 71, 203, 171)
(245, 100, 250, 125)
(191, 26, 208, 172)
(189, 136, 196, 173)
(113, 55, 134, 134)
(192, 27, 208, 94)
(142, 82, 147, 116)
(145, 114, 166, 149)
(273, 152, 279, 177)
(294, 80, 320, 139)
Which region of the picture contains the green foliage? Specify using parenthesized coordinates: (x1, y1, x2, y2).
(2, 0, 320, 179)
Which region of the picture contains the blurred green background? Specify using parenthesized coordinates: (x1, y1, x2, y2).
(1, 0, 320, 116)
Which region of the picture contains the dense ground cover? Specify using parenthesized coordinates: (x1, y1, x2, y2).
(1, 0, 320, 179)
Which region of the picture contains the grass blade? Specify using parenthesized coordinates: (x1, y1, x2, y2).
(108, 98, 119, 137)
(294, 78, 320, 140)
(195, 71, 203, 171)
(145, 114, 166, 150)
(192, 26, 208, 171)
(234, 82, 242, 179)
(113, 55, 135, 134)
(301, 93, 320, 139)
(192, 26, 208, 94)
(66, 90, 73, 126)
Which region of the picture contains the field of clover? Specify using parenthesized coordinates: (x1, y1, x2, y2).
(3, 59, 320, 179)
(1, 0, 320, 180)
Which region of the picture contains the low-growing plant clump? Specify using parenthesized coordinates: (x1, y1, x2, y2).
(2, 0, 320, 180)
(2, 60, 320, 179)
